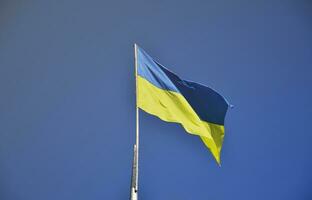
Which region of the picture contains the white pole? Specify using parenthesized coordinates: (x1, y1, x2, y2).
(130, 43, 139, 200)
(135, 43, 139, 192)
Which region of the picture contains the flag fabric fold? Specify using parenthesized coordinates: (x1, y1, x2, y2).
(136, 45, 230, 164)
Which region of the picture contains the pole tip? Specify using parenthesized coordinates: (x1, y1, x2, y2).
(134, 43, 140, 49)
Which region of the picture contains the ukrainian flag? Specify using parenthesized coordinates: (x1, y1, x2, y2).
(136, 45, 230, 164)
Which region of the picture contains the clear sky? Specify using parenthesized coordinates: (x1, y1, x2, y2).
(0, 0, 311, 199)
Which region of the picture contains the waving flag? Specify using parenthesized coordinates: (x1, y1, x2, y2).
(136, 45, 231, 164)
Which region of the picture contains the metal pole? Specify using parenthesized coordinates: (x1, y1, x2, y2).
(130, 43, 139, 200)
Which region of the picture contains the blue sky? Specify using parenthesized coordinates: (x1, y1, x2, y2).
(0, 0, 311, 199)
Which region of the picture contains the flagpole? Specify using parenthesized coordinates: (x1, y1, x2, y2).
(130, 43, 139, 200)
